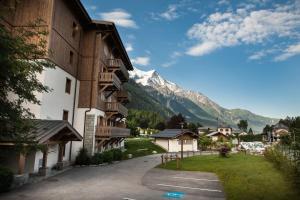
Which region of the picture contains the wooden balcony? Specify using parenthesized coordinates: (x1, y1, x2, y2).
(98, 72, 121, 91)
(117, 89, 131, 103)
(95, 126, 130, 138)
(105, 102, 128, 117)
(107, 59, 129, 82)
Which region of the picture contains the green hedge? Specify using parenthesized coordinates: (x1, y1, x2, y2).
(0, 166, 13, 192)
(264, 146, 300, 190)
(75, 148, 91, 165)
(91, 153, 103, 165)
(103, 151, 114, 164)
(240, 134, 262, 142)
(112, 149, 122, 161)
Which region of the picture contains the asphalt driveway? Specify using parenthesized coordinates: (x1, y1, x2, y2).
(0, 154, 225, 200)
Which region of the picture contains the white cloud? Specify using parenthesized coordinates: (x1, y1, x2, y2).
(162, 60, 177, 68)
(89, 5, 97, 11)
(274, 43, 300, 61)
(131, 56, 150, 66)
(186, 2, 300, 57)
(98, 9, 138, 28)
(171, 51, 182, 58)
(218, 0, 230, 5)
(162, 51, 183, 67)
(125, 43, 133, 52)
(248, 48, 278, 60)
(160, 5, 179, 21)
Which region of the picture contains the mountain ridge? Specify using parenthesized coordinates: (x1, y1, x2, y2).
(127, 67, 278, 132)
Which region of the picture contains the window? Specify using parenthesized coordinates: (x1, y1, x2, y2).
(69, 51, 74, 64)
(72, 22, 78, 37)
(63, 110, 69, 121)
(65, 78, 71, 94)
(225, 128, 229, 131)
(220, 129, 223, 131)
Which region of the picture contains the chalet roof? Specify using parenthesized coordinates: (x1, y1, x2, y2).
(206, 131, 228, 137)
(66, 0, 133, 71)
(32, 120, 83, 143)
(273, 123, 289, 130)
(0, 120, 83, 145)
(151, 129, 198, 139)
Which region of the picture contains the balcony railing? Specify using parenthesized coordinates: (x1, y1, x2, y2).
(107, 59, 129, 81)
(98, 72, 121, 91)
(95, 126, 130, 138)
(117, 90, 132, 103)
(105, 102, 128, 117)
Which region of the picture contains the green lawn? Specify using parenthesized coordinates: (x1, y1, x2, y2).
(159, 153, 299, 200)
(124, 138, 166, 158)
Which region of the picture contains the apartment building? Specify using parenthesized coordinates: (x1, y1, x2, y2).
(0, 0, 132, 175)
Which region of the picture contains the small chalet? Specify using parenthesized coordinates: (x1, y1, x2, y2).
(272, 123, 289, 141)
(151, 129, 199, 152)
(0, 120, 82, 176)
(206, 131, 229, 141)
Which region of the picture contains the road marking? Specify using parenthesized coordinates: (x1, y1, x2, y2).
(157, 184, 222, 192)
(123, 198, 136, 200)
(173, 176, 219, 182)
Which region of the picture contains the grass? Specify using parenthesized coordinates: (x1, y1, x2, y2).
(159, 153, 299, 200)
(124, 138, 166, 158)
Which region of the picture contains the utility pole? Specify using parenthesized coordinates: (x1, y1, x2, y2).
(180, 122, 184, 160)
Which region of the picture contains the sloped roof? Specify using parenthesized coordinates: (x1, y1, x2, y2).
(32, 120, 83, 143)
(273, 123, 289, 130)
(65, 0, 133, 70)
(151, 129, 198, 139)
(206, 131, 228, 137)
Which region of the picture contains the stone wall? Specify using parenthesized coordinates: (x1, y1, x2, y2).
(84, 114, 95, 155)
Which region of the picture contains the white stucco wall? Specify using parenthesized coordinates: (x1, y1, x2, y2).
(154, 138, 198, 152)
(72, 108, 105, 159)
(154, 139, 169, 151)
(169, 139, 198, 152)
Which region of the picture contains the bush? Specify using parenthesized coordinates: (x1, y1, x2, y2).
(91, 153, 103, 165)
(103, 151, 114, 164)
(0, 166, 13, 192)
(264, 146, 300, 189)
(112, 149, 123, 161)
(75, 148, 91, 165)
(219, 145, 230, 157)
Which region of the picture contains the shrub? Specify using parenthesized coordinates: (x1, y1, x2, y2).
(219, 146, 230, 157)
(264, 146, 300, 190)
(112, 149, 123, 161)
(75, 148, 91, 165)
(103, 151, 114, 164)
(91, 153, 103, 165)
(0, 166, 14, 192)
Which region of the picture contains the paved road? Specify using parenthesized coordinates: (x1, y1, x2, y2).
(0, 154, 225, 200)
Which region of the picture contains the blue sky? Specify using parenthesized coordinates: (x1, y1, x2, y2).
(82, 0, 300, 119)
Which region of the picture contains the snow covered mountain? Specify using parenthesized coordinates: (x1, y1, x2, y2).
(128, 67, 278, 131)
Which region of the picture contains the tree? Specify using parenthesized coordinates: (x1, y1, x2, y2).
(237, 120, 248, 132)
(155, 122, 165, 131)
(263, 124, 273, 135)
(166, 113, 187, 129)
(187, 123, 198, 133)
(0, 17, 53, 151)
(198, 135, 212, 150)
(139, 118, 149, 129)
(248, 128, 254, 135)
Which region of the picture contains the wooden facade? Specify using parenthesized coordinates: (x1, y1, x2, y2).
(2, 0, 133, 150)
